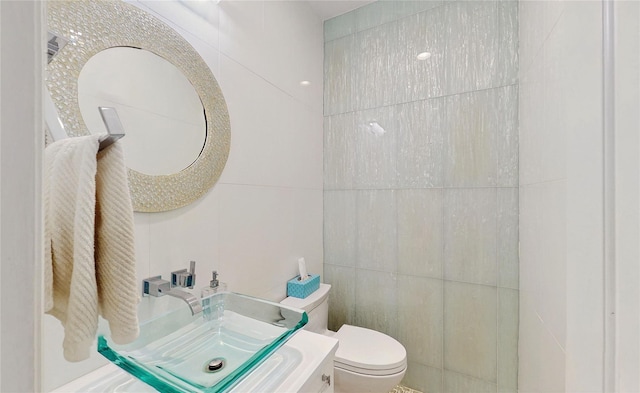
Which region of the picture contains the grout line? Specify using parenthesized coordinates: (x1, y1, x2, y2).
(393, 187, 400, 340)
(602, 1, 616, 390)
(325, 262, 519, 290)
(441, 170, 447, 386)
(324, 83, 521, 118)
(519, 4, 567, 77)
(534, 310, 567, 355)
(324, 186, 521, 191)
(221, 53, 320, 112)
(217, 181, 322, 192)
(352, 189, 360, 327)
(496, 168, 501, 391)
(519, 178, 566, 187)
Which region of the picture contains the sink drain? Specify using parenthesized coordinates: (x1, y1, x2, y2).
(204, 357, 226, 373)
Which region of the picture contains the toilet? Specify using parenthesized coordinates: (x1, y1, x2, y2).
(281, 283, 406, 393)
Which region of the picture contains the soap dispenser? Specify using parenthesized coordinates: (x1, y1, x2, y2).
(201, 271, 227, 321)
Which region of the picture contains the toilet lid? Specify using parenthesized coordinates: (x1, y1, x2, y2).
(333, 325, 407, 376)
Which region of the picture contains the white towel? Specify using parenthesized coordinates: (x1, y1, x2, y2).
(95, 142, 139, 345)
(44, 135, 139, 362)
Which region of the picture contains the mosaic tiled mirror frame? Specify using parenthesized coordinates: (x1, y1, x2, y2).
(47, 0, 231, 212)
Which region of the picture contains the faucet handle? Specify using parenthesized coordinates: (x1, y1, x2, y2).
(143, 276, 170, 297)
(171, 261, 196, 289)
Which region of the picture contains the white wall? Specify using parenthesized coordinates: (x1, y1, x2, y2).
(1, 4, 3, 387)
(519, 1, 605, 391)
(613, 1, 640, 391)
(0, 1, 44, 391)
(43, 1, 324, 390)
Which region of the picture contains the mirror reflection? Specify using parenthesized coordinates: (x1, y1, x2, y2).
(78, 47, 206, 176)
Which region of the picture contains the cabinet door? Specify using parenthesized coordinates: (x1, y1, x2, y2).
(298, 357, 334, 393)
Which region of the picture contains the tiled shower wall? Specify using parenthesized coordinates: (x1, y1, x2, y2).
(322, 1, 518, 392)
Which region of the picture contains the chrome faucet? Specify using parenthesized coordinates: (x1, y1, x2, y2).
(161, 286, 202, 315)
(143, 273, 202, 315)
(172, 261, 197, 289)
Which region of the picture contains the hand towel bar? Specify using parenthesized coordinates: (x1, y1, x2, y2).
(97, 107, 125, 152)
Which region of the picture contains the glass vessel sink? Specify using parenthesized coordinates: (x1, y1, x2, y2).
(98, 292, 308, 393)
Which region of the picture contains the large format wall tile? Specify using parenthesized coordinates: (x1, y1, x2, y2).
(518, 295, 566, 393)
(444, 370, 497, 393)
(219, 54, 322, 189)
(444, 86, 518, 187)
(324, 264, 356, 331)
(219, 1, 265, 80)
(397, 6, 447, 103)
(324, 112, 357, 189)
(444, 1, 499, 95)
(498, 288, 519, 392)
(354, 106, 398, 189)
(355, 0, 443, 34)
(498, 188, 519, 289)
(148, 192, 220, 287)
(444, 281, 497, 382)
(497, 0, 519, 88)
(532, 181, 566, 346)
(520, 181, 566, 346)
(217, 185, 296, 297)
(396, 99, 445, 188)
(323, 190, 357, 267)
(324, 9, 356, 42)
(355, 269, 398, 338)
(355, 0, 402, 33)
(324, 0, 445, 44)
(398, 275, 443, 368)
(263, 1, 324, 111)
(402, 362, 443, 393)
(356, 190, 397, 272)
(289, 106, 324, 189)
(444, 188, 497, 286)
(324, 35, 356, 115)
(518, 1, 566, 76)
(134, 0, 220, 51)
(520, 5, 570, 186)
(444, 90, 498, 187)
(518, 54, 546, 186)
(292, 189, 324, 278)
(444, 86, 518, 188)
(516, 295, 541, 393)
(397, 189, 444, 278)
(354, 21, 401, 111)
(518, 186, 538, 296)
(497, 85, 519, 187)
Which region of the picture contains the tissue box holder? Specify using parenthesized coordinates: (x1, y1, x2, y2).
(287, 274, 320, 299)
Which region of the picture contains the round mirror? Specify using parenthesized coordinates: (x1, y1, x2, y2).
(46, 0, 230, 212)
(78, 47, 207, 176)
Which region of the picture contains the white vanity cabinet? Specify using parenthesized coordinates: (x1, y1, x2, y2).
(51, 330, 338, 393)
(283, 331, 337, 393)
(297, 351, 334, 393)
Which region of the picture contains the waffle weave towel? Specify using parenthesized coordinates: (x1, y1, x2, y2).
(44, 135, 139, 362)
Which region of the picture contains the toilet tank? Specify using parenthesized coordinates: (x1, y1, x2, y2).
(280, 283, 331, 335)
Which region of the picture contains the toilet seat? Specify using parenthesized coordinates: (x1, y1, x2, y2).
(333, 325, 407, 376)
